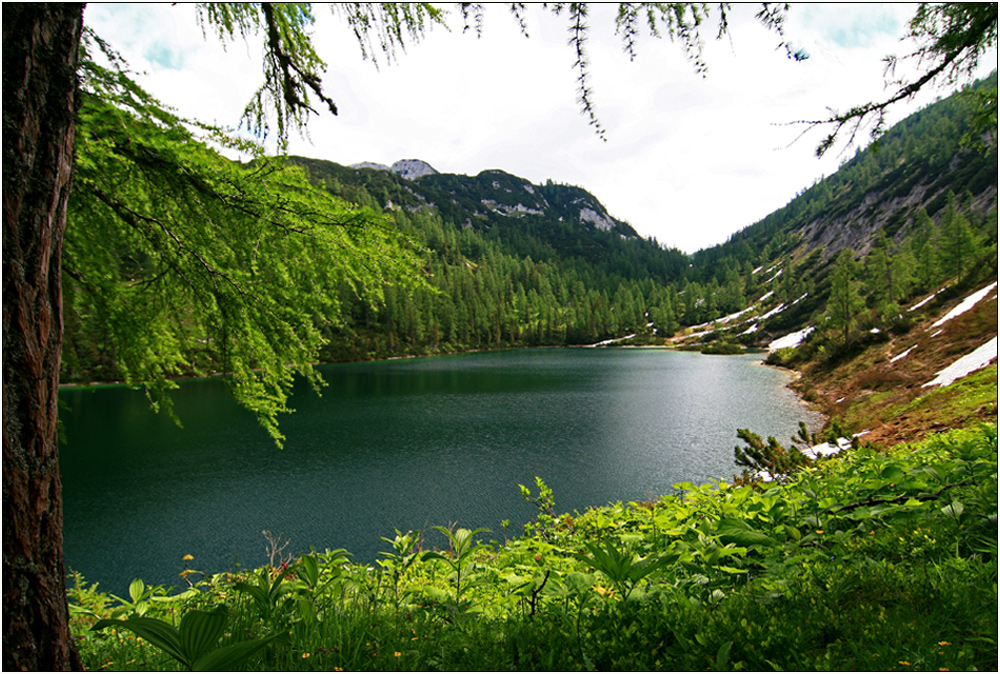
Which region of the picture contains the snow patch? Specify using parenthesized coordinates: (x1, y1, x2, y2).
(768, 326, 815, 351)
(802, 437, 854, 460)
(590, 333, 637, 347)
(760, 303, 787, 321)
(908, 291, 940, 312)
(682, 328, 713, 341)
(890, 346, 916, 364)
(930, 282, 998, 328)
(693, 307, 753, 330)
(922, 337, 998, 388)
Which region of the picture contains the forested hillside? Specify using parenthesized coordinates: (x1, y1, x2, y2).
(60, 73, 998, 383)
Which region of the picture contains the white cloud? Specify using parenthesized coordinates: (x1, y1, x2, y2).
(83, 3, 995, 253)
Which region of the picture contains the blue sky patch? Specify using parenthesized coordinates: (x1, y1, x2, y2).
(145, 42, 186, 70)
(801, 5, 904, 49)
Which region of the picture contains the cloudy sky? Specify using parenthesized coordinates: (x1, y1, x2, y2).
(84, 3, 993, 253)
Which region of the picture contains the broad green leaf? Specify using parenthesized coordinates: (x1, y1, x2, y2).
(298, 554, 320, 588)
(232, 581, 269, 607)
(92, 617, 186, 667)
(715, 565, 749, 574)
(295, 597, 317, 626)
(941, 500, 965, 518)
(179, 606, 228, 665)
(715, 640, 734, 671)
(880, 465, 906, 482)
(193, 632, 289, 672)
(151, 588, 200, 603)
(716, 519, 777, 547)
(128, 578, 145, 603)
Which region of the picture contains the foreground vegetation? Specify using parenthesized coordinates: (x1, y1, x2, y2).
(68, 423, 997, 671)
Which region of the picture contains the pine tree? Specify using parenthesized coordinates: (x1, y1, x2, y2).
(825, 249, 865, 346)
(937, 194, 980, 284)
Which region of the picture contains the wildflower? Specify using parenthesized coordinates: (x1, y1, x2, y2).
(182, 554, 194, 561)
(302, 653, 311, 659)
(816, 530, 824, 534)
(394, 652, 402, 658)
(899, 661, 911, 666)
(938, 641, 951, 646)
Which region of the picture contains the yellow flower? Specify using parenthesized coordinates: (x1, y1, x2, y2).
(394, 652, 402, 658)
(302, 653, 311, 659)
(899, 661, 911, 666)
(938, 641, 951, 646)
(816, 530, 825, 534)
(182, 554, 194, 562)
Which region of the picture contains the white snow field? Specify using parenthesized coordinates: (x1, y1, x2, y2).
(922, 336, 998, 388)
(768, 326, 815, 351)
(930, 282, 998, 328)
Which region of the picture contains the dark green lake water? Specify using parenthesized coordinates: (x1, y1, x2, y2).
(59, 348, 821, 593)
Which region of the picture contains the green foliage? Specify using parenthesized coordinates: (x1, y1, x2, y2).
(231, 567, 298, 621)
(420, 526, 492, 610)
(64, 36, 426, 444)
(69, 424, 998, 671)
(810, 3, 997, 156)
(937, 192, 981, 282)
(92, 605, 287, 671)
(62, 71, 997, 381)
(825, 249, 866, 346)
(519, 477, 558, 537)
(571, 538, 672, 602)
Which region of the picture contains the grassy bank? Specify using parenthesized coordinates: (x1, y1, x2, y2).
(68, 423, 997, 671)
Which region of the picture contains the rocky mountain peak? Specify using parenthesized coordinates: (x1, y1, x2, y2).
(349, 159, 439, 181)
(391, 159, 438, 181)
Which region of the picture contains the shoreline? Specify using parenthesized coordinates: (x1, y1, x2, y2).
(59, 344, 828, 432)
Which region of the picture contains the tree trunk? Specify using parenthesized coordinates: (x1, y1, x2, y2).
(3, 4, 85, 670)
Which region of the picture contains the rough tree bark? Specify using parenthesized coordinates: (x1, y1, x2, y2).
(3, 4, 86, 670)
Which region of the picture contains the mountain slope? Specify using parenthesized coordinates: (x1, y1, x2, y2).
(61, 74, 998, 442)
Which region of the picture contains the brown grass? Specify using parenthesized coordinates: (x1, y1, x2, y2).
(796, 285, 997, 446)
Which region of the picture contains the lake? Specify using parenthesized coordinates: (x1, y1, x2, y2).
(59, 348, 822, 593)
